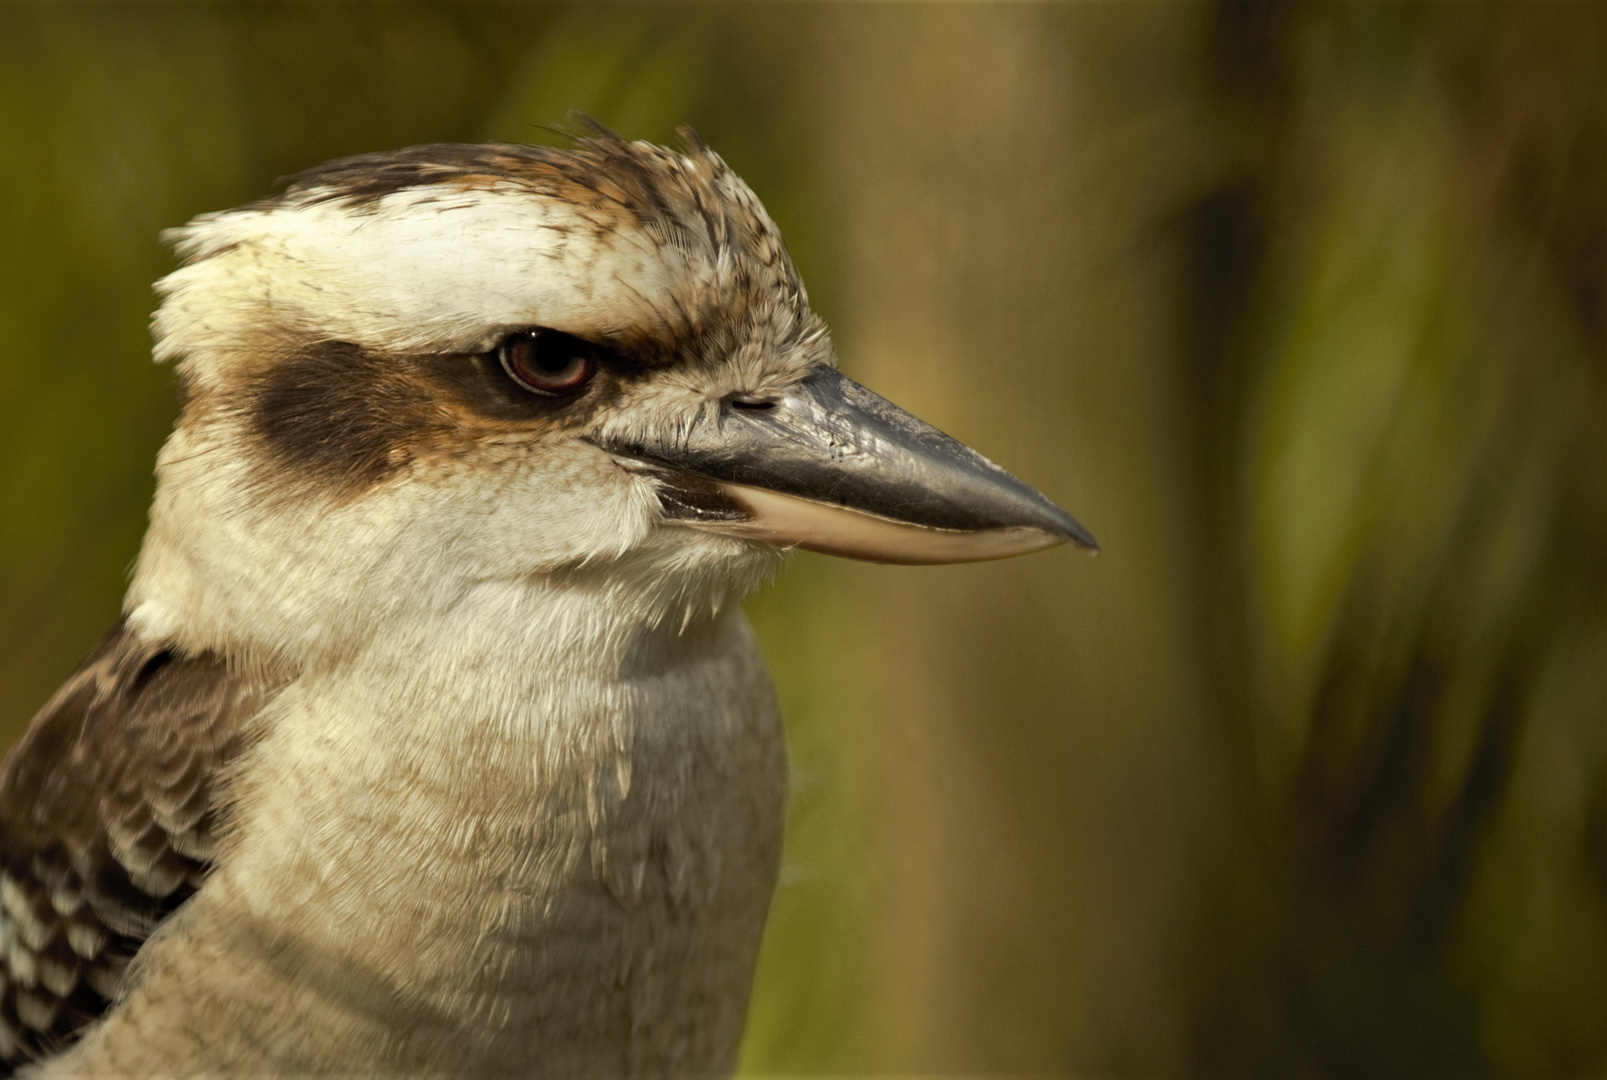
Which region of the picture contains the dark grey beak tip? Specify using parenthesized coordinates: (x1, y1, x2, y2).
(1018, 494, 1099, 555)
(1052, 511, 1101, 555)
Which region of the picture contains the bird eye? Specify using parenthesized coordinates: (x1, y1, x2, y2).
(497, 330, 596, 396)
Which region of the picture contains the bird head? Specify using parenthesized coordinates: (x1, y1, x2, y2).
(126, 131, 1094, 663)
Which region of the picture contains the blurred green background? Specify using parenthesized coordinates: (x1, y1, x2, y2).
(4, 2, 1607, 1075)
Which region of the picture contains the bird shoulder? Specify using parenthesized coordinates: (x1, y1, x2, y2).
(0, 620, 279, 1072)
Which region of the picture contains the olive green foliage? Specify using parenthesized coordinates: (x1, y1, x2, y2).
(2, 4, 1605, 1075)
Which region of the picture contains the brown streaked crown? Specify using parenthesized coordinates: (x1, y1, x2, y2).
(274, 129, 802, 298)
(262, 128, 815, 365)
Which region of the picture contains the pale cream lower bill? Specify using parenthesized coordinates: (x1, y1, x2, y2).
(678, 482, 1073, 565)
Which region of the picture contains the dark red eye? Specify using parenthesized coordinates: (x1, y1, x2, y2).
(498, 330, 596, 395)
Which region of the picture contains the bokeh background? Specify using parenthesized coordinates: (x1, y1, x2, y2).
(4, 2, 1607, 1075)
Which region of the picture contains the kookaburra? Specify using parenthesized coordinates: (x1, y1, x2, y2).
(0, 129, 1095, 1077)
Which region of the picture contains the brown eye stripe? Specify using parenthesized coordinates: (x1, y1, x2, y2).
(244, 341, 441, 497)
(222, 339, 629, 504)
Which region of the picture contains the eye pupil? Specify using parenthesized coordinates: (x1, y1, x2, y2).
(498, 330, 596, 396)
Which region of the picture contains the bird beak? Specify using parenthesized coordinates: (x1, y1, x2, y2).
(587, 365, 1098, 565)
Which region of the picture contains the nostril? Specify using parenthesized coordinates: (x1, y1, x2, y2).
(728, 397, 776, 412)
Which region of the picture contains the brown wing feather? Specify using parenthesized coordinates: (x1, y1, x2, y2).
(0, 620, 276, 1072)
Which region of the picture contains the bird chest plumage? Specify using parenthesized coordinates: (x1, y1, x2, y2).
(57, 600, 784, 1077)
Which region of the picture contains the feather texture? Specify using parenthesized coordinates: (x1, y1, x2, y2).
(0, 622, 276, 1072)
